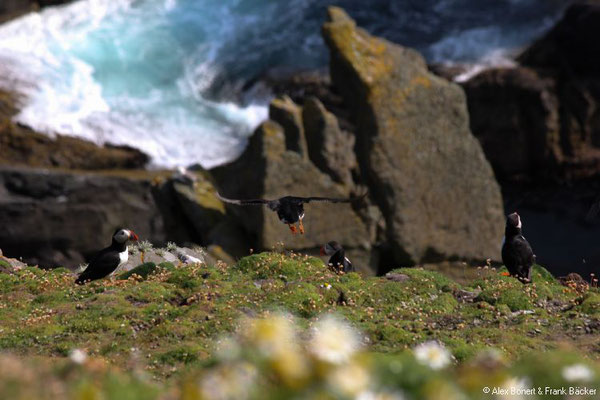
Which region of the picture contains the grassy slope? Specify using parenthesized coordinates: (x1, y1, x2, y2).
(1, 252, 600, 397)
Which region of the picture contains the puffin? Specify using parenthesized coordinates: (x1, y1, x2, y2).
(216, 192, 366, 234)
(501, 212, 535, 283)
(75, 228, 139, 284)
(320, 241, 353, 273)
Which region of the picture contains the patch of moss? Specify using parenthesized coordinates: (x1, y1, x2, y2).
(579, 293, 600, 315)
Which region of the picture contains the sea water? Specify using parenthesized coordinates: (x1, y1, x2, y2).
(0, 0, 568, 167)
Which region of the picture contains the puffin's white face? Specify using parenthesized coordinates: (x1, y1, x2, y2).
(113, 229, 131, 244)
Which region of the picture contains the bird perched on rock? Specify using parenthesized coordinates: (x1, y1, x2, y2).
(75, 228, 139, 284)
(321, 241, 353, 273)
(501, 212, 535, 283)
(217, 192, 367, 234)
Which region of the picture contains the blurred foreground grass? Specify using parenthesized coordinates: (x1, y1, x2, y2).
(1, 251, 599, 399)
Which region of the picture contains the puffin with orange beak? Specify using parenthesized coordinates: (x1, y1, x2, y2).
(320, 241, 353, 273)
(217, 192, 367, 235)
(75, 228, 139, 284)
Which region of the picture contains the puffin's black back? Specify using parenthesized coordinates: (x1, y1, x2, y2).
(326, 242, 354, 273)
(75, 230, 128, 284)
(501, 213, 535, 282)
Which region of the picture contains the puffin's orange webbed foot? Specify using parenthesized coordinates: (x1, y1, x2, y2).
(288, 224, 297, 234)
(501, 272, 511, 277)
(299, 219, 305, 235)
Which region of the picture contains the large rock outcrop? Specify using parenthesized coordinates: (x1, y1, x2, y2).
(211, 120, 372, 252)
(463, 2, 600, 182)
(462, 67, 562, 181)
(303, 97, 357, 186)
(0, 167, 169, 268)
(322, 7, 505, 265)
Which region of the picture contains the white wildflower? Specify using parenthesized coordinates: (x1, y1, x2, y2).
(327, 361, 370, 397)
(357, 389, 406, 400)
(215, 335, 241, 362)
(309, 314, 361, 364)
(199, 362, 257, 400)
(499, 376, 533, 400)
(562, 363, 594, 382)
(244, 313, 297, 358)
(413, 341, 452, 370)
(69, 348, 87, 365)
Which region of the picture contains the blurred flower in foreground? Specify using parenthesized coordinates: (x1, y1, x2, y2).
(357, 389, 406, 400)
(562, 363, 594, 382)
(243, 313, 296, 358)
(498, 376, 532, 400)
(199, 362, 257, 400)
(309, 314, 361, 364)
(413, 341, 452, 370)
(327, 361, 370, 397)
(241, 313, 310, 385)
(69, 349, 87, 365)
(214, 335, 241, 362)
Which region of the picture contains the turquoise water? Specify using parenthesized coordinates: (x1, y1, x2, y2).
(0, 0, 568, 167)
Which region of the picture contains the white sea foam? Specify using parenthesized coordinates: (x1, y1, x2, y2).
(0, 0, 267, 168)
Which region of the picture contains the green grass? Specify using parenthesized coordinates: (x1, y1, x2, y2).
(0, 252, 598, 398)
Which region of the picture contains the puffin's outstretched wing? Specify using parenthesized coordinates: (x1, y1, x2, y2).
(216, 193, 272, 206)
(295, 192, 368, 204)
(216, 193, 280, 211)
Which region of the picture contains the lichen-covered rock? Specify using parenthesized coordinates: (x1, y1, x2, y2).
(269, 95, 308, 157)
(211, 120, 371, 251)
(171, 172, 226, 241)
(322, 7, 504, 265)
(303, 97, 356, 186)
(462, 67, 562, 181)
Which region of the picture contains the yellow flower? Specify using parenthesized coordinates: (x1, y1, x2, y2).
(244, 313, 296, 358)
(309, 314, 361, 364)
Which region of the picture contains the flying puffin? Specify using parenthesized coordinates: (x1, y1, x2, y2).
(320, 241, 353, 273)
(216, 192, 366, 234)
(75, 228, 139, 284)
(501, 212, 535, 283)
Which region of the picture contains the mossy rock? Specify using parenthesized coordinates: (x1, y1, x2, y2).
(118, 262, 175, 280)
(234, 252, 327, 281)
(475, 277, 534, 312)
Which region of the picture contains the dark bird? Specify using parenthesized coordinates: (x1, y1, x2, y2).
(501, 212, 535, 283)
(75, 228, 139, 284)
(320, 241, 353, 273)
(216, 192, 367, 234)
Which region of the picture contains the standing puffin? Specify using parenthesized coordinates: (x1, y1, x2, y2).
(75, 228, 139, 284)
(501, 212, 535, 283)
(217, 192, 366, 234)
(320, 241, 353, 273)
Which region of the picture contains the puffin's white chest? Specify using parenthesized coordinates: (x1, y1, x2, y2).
(118, 248, 129, 265)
